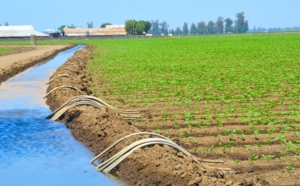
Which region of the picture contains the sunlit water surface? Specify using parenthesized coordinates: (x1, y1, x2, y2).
(0, 46, 122, 186)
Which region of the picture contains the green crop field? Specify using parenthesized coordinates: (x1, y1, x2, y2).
(86, 34, 300, 176)
(88, 34, 300, 111)
(1, 33, 300, 179)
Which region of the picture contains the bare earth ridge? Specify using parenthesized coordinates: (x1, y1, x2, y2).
(0, 44, 74, 84)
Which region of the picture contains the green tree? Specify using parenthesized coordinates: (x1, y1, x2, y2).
(151, 20, 160, 35)
(234, 11, 248, 33)
(100, 23, 112, 28)
(169, 29, 175, 35)
(140, 21, 152, 33)
(215, 17, 224, 34)
(125, 19, 136, 35)
(125, 20, 152, 35)
(58, 25, 67, 31)
(135, 21, 145, 35)
(182, 22, 189, 35)
(197, 21, 207, 34)
(242, 20, 249, 33)
(87, 21, 93, 28)
(224, 18, 233, 33)
(5, 22, 9, 26)
(207, 21, 215, 34)
(190, 23, 198, 35)
(160, 21, 169, 35)
(175, 27, 182, 35)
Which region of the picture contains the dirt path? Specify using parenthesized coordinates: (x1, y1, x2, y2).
(0, 45, 74, 84)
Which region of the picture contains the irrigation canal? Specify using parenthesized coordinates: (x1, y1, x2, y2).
(0, 45, 123, 186)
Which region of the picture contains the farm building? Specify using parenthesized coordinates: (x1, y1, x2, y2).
(63, 25, 126, 37)
(0, 25, 48, 37)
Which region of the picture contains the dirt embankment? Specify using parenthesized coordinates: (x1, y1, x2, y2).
(45, 45, 268, 186)
(0, 45, 74, 85)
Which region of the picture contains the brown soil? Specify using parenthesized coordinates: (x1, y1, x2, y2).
(0, 44, 74, 85)
(45, 45, 275, 186)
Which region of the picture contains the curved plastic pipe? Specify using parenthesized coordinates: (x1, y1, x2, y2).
(46, 74, 73, 85)
(95, 138, 199, 173)
(63, 67, 77, 73)
(46, 95, 140, 120)
(48, 100, 104, 121)
(90, 132, 169, 166)
(43, 85, 84, 98)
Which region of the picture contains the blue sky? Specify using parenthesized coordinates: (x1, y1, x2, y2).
(1, 0, 299, 31)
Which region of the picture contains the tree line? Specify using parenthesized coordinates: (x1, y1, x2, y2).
(125, 12, 249, 35)
(250, 26, 300, 33)
(125, 20, 152, 35)
(169, 12, 249, 35)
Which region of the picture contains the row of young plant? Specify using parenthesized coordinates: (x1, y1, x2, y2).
(88, 34, 300, 172)
(155, 120, 299, 171)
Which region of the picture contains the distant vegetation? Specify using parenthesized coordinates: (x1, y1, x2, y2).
(0, 22, 9, 26)
(125, 20, 152, 35)
(100, 23, 112, 28)
(58, 24, 76, 30)
(54, 10, 299, 36)
(170, 12, 249, 35)
(87, 21, 93, 28)
(125, 12, 249, 35)
(249, 26, 300, 33)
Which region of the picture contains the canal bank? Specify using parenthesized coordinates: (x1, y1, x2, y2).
(0, 44, 74, 85)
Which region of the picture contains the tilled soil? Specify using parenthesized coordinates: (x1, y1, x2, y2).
(0, 45, 74, 84)
(45, 45, 270, 186)
(91, 86, 300, 184)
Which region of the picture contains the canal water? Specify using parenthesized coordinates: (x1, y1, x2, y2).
(0, 46, 123, 186)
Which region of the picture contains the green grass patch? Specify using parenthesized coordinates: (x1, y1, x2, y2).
(0, 47, 13, 53)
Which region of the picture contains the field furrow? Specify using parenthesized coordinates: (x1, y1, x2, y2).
(88, 34, 300, 184)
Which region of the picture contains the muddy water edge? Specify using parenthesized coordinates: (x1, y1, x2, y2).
(0, 45, 123, 186)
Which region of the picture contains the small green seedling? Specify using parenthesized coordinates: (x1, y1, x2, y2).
(245, 145, 254, 151)
(294, 140, 300, 144)
(233, 159, 240, 166)
(248, 154, 260, 164)
(290, 157, 297, 165)
(278, 157, 285, 162)
(209, 145, 215, 152)
(262, 154, 275, 163)
(285, 166, 295, 172)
